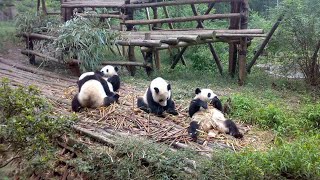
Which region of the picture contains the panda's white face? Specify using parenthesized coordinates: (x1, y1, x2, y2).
(194, 88, 216, 102)
(100, 65, 118, 77)
(150, 77, 171, 107)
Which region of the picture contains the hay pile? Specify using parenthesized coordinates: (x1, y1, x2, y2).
(63, 84, 271, 153)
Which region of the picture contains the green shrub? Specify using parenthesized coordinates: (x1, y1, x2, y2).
(54, 16, 120, 72)
(301, 103, 320, 129)
(201, 134, 320, 179)
(0, 78, 76, 174)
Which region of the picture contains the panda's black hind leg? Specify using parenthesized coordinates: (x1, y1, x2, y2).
(225, 119, 243, 139)
(71, 94, 82, 112)
(188, 121, 200, 141)
(165, 99, 178, 115)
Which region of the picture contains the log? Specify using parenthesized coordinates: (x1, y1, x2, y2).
(72, 125, 115, 148)
(21, 49, 60, 62)
(122, 0, 242, 8)
(21, 33, 56, 41)
(115, 39, 161, 47)
(160, 38, 179, 45)
(76, 13, 127, 19)
(123, 13, 241, 25)
(216, 33, 266, 37)
(177, 35, 201, 43)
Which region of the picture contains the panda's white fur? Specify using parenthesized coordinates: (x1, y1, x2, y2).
(78, 72, 114, 93)
(78, 79, 107, 108)
(137, 77, 178, 117)
(72, 74, 119, 112)
(79, 72, 95, 81)
(188, 88, 242, 139)
(100, 65, 118, 77)
(144, 77, 171, 107)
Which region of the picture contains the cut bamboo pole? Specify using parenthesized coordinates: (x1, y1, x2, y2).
(122, 13, 241, 25)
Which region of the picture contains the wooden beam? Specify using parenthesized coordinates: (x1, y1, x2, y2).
(163, 6, 174, 29)
(145, 7, 152, 31)
(208, 43, 223, 75)
(122, 0, 242, 9)
(122, 13, 241, 25)
(247, 14, 284, 73)
(190, 4, 204, 28)
(115, 40, 161, 47)
(171, 46, 188, 69)
(76, 13, 127, 19)
(21, 49, 59, 63)
(21, 33, 56, 41)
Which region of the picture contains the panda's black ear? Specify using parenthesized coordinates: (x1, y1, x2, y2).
(115, 67, 119, 72)
(167, 84, 171, 91)
(154, 87, 160, 94)
(195, 88, 201, 94)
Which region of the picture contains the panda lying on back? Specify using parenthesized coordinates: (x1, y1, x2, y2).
(188, 88, 243, 141)
(137, 77, 178, 117)
(72, 73, 119, 112)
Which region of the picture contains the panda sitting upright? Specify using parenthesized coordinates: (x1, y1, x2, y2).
(188, 88, 243, 141)
(137, 77, 178, 117)
(72, 73, 119, 112)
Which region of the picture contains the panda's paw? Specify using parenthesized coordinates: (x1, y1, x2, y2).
(166, 109, 178, 116)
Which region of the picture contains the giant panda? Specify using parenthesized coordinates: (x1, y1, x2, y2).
(78, 65, 120, 92)
(137, 77, 178, 117)
(188, 88, 243, 140)
(72, 73, 120, 112)
(100, 65, 120, 92)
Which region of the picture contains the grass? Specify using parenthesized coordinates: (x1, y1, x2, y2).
(0, 21, 17, 53)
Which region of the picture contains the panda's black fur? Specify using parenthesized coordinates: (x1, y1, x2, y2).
(188, 88, 243, 141)
(107, 75, 120, 92)
(137, 86, 177, 117)
(72, 73, 119, 112)
(77, 71, 114, 96)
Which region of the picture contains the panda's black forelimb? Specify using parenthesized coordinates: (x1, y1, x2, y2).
(225, 119, 243, 139)
(137, 97, 151, 113)
(165, 98, 178, 115)
(104, 94, 120, 106)
(188, 121, 199, 141)
(211, 96, 223, 112)
(188, 99, 208, 117)
(107, 75, 120, 92)
(71, 94, 82, 112)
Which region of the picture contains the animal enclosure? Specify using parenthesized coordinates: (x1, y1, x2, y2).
(21, 0, 266, 85)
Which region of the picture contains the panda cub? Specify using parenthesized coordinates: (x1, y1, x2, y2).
(137, 77, 178, 117)
(78, 65, 120, 92)
(188, 88, 243, 140)
(72, 73, 119, 112)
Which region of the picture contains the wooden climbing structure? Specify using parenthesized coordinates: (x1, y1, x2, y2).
(22, 0, 266, 85)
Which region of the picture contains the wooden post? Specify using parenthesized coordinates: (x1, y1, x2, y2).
(26, 38, 36, 65)
(208, 43, 223, 75)
(247, 14, 284, 73)
(127, 46, 136, 76)
(228, 1, 240, 77)
(238, 0, 249, 85)
(154, 50, 161, 70)
(41, 0, 48, 15)
(163, 6, 174, 29)
(145, 7, 152, 31)
(171, 46, 188, 69)
(190, 4, 204, 28)
(144, 33, 154, 76)
(37, 0, 41, 14)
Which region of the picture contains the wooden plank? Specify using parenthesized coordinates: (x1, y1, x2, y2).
(77, 13, 126, 19)
(122, 13, 241, 25)
(115, 40, 161, 47)
(123, 0, 242, 9)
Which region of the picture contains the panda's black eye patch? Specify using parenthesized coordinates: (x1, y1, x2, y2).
(208, 93, 211, 98)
